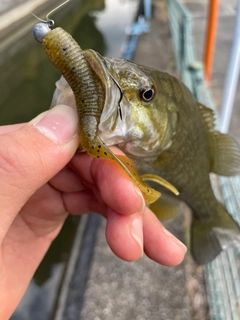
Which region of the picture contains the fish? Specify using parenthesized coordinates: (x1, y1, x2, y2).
(33, 23, 179, 205)
(33, 22, 240, 265)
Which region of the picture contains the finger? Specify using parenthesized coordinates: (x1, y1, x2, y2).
(70, 150, 145, 215)
(105, 209, 143, 261)
(143, 207, 186, 266)
(0, 104, 79, 241)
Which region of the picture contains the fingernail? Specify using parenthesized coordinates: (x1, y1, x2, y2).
(163, 227, 187, 254)
(134, 187, 146, 212)
(32, 105, 78, 143)
(130, 218, 144, 257)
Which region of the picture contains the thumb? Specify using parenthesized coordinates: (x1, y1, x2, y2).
(0, 104, 79, 238)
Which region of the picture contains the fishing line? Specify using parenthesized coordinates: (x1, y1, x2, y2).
(31, 0, 70, 26)
(109, 74, 123, 120)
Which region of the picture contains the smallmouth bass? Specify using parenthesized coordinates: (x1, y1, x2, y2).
(33, 23, 240, 265)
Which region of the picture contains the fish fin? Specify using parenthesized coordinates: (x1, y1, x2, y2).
(197, 102, 216, 131)
(141, 173, 179, 195)
(209, 131, 240, 176)
(150, 193, 181, 221)
(191, 204, 240, 265)
(197, 102, 240, 176)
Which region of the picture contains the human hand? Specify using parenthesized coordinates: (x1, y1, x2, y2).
(0, 105, 186, 319)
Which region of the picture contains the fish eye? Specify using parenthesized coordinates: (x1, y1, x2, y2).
(140, 86, 155, 102)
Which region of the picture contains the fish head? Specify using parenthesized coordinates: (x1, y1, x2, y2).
(51, 52, 178, 158)
(98, 57, 179, 157)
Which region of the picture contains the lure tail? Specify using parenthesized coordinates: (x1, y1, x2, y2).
(191, 204, 240, 264)
(87, 136, 162, 204)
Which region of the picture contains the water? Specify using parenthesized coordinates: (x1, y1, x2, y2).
(0, 0, 139, 318)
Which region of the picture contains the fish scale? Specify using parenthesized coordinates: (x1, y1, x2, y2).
(156, 99, 215, 217)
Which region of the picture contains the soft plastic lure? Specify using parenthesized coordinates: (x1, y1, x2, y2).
(32, 15, 178, 204)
